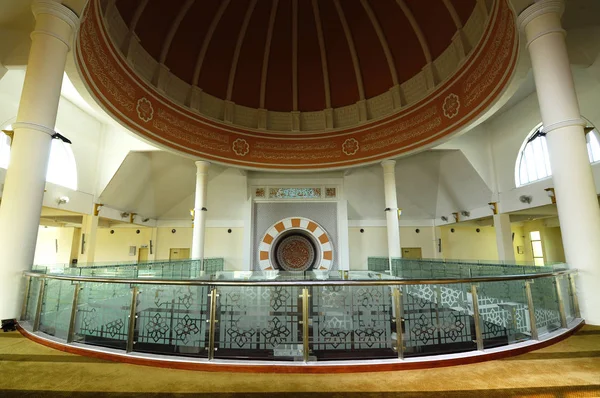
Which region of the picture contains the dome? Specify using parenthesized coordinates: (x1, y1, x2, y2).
(76, 0, 518, 169)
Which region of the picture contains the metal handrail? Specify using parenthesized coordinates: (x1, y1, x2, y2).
(22, 269, 577, 286)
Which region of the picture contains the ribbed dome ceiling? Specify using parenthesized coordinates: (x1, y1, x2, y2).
(114, 0, 477, 112)
(77, 0, 517, 169)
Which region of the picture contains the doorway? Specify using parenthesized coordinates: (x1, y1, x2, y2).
(169, 248, 190, 260)
(138, 247, 148, 263)
(402, 247, 422, 259)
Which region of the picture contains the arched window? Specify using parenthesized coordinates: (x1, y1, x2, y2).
(515, 121, 600, 187)
(0, 125, 78, 191)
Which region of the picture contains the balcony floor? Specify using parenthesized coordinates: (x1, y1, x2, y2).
(0, 325, 598, 397)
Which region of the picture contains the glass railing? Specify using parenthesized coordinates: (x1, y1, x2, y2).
(368, 257, 568, 278)
(19, 267, 581, 364)
(30, 258, 225, 279)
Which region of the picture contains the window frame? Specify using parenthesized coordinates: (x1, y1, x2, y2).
(515, 121, 600, 188)
(0, 125, 78, 191)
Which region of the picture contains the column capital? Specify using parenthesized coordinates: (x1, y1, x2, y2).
(195, 160, 211, 172)
(381, 159, 396, 172)
(517, 0, 564, 32)
(32, 0, 80, 32)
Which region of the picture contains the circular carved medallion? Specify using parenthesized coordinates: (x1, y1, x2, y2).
(275, 235, 316, 271)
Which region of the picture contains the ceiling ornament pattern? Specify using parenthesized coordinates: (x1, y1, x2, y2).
(75, 0, 518, 170)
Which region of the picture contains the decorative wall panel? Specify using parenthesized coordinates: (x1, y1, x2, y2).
(253, 202, 338, 271)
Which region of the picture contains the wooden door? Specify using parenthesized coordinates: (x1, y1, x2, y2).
(169, 248, 190, 260)
(138, 247, 149, 262)
(402, 247, 423, 259)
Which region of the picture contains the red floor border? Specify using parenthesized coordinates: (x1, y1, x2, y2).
(17, 322, 585, 374)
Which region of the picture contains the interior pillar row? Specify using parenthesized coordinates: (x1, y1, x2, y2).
(519, 0, 600, 324)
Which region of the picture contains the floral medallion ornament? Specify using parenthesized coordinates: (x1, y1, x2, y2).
(136, 97, 154, 122)
(442, 93, 460, 119)
(342, 138, 359, 156)
(232, 138, 250, 156)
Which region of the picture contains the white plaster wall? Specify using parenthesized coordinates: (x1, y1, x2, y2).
(55, 96, 102, 195)
(95, 122, 158, 199)
(33, 226, 77, 265)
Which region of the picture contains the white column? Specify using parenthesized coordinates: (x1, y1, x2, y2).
(493, 213, 515, 263)
(191, 161, 210, 262)
(381, 160, 401, 269)
(519, 0, 600, 324)
(78, 215, 99, 265)
(0, 1, 78, 320)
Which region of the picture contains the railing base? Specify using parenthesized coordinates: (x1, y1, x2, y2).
(16, 319, 585, 374)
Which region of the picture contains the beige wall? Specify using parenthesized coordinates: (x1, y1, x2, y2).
(348, 226, 436, 270)
(511, 224, 527, 263)
(94, 227, 153, 263)
(154, 227, 244, 270)
(440, 226, 498, 261)
(437, 221, 565, 265)
(519, 219, 566, 265)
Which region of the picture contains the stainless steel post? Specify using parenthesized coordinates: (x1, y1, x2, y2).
(126, 286, 139, 353)
(67, 283, 81, 343)
(392, 287, 404, 359)
(554, 276, 568, 328)
(568, 274, 581, 318)
(471, 284, 483, 351)
(20, 275, 31, 321)
(301, 288, 310, 362)
(208, 287, 218, 360)
(525, 280, 538, 340)
(32, 278, 46, 332)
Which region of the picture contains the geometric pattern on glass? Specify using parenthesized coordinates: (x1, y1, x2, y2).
(134, 285, 209, 356)
(311, 286, 392, 351)
(216, 286, 301, 359)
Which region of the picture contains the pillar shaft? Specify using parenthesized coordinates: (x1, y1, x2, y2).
(191, 161, 210, 261)
(0, 1, 78, 320)
(519, 0, 600, 324)
(381, 160, 401, 265)
(78, 215, 99, 265)
(493, 213, 515, 263)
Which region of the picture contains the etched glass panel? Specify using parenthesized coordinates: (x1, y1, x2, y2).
(558, 276, 575, 324)
(310, 285, 394, 360)
(215, 286, 302, 360)
(530, 278, 561, 335)
(477, 280, 531, 348)
(134, 285, 209, 357)
(38, 279, 76, 340)
(403, 283, 476, 357)
(23, 277, 41, 322)
(73, 282, 133, 350)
